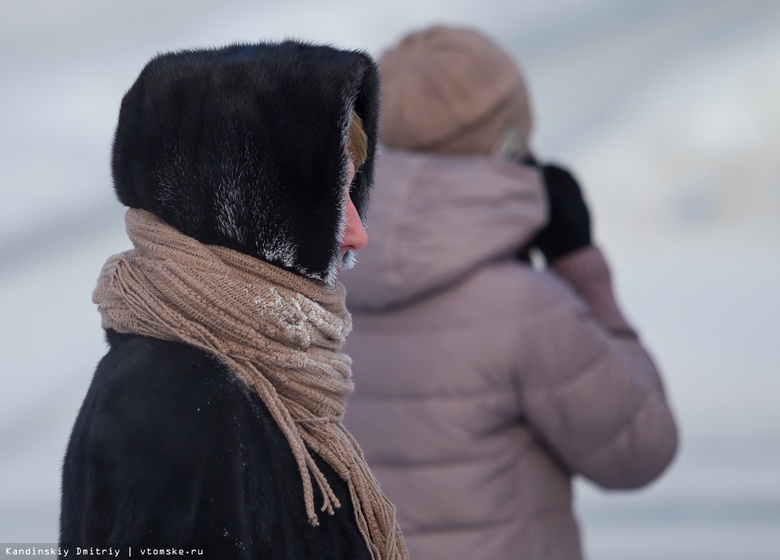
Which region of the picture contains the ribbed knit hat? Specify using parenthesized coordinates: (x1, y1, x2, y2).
(378, 25, 533, 156)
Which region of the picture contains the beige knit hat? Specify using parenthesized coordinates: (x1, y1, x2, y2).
(378, 25, 533, 156)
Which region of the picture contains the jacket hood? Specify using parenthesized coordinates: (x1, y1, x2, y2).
(112, 41, 379, 286)
(341, 150, 547, 310)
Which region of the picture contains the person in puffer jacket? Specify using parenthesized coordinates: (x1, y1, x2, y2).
(341, 25, 678, 560)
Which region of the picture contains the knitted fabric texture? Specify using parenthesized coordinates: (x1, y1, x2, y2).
(378, 25, 532, 156)
(93, 208, 407, 560)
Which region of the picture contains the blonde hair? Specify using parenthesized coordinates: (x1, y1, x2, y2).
(347, 110, 368, 169)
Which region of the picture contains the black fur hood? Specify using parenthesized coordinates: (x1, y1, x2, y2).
(112, 41, 379, 285)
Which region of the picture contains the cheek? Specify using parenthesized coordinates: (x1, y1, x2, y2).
(341, 193, 368, 251)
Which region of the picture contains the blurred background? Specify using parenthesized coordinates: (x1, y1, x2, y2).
(1, 1, 778, 558)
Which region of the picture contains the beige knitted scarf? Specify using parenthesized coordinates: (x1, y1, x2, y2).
(93, 208, 407, 560)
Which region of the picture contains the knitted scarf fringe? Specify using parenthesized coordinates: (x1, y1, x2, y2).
(93, 208, 407, 560)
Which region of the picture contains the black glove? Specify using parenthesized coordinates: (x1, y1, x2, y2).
(531, 163, 591, 262)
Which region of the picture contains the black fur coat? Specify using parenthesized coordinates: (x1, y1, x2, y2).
(60, 42, 379, 559)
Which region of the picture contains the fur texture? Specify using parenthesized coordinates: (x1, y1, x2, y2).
(111, 42, 379, 285)
(61, 331, 371, 559)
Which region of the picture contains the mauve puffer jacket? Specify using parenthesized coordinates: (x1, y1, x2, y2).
(341, 150, 678, 560)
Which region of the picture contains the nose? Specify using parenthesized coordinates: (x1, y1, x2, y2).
(341, 194, 368, 252)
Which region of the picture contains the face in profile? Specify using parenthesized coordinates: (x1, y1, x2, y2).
(339, 155, 368, 271)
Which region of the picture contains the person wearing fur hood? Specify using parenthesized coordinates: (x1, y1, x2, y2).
(341, 26, 678, 560)
(59, 41, 407, 560)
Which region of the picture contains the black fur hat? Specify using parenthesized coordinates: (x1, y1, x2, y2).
(112, 41, 379, 285)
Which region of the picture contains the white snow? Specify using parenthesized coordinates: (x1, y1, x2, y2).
(1, 1, 778, 558)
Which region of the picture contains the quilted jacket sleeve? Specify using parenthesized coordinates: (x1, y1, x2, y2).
(519, 245, 678, 488)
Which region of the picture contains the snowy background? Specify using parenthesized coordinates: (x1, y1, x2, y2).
(1, 1, 779, 558)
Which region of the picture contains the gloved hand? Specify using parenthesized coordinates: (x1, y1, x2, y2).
(531, 163, 592, 262)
